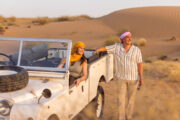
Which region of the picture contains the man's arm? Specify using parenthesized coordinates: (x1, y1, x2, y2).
(137, 62, 143, 85)
(94, 47, 107, 54)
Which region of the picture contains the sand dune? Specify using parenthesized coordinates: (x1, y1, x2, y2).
(100, 6, 180, 38)
(1, 20, 115, 48)
(1, 6, 180, 58)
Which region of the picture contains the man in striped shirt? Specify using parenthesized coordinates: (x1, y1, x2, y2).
(95, 32, 143, 120)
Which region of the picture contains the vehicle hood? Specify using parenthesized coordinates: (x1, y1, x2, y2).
(0, 79, 64, 104)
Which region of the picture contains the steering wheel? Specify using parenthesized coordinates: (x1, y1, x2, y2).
(0, 52, 16, 66)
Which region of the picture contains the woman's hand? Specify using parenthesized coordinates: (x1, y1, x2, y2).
(74, 78, 81, 87)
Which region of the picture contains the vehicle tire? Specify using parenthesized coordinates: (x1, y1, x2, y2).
(47, 114, 60, 120)
(0, 66, 29, 92)
(73, 86, 104, 120)
(93, 85, 105, 120)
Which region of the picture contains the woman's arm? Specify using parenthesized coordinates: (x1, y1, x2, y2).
(58, 59, 66, 68)
(75, 61, 87, 87)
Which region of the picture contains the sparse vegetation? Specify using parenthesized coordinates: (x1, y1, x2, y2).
(27, 25, 31, 28)
(7, 16, 16, 22)
(144, 56, 158, 63)
(104, 35, 120, 46)
(7, 22, 16, 26)
(159, 55, 168, 60)
(134, 38, 147, 47)
(0, 26, 5, 34)
(144, 60, 180, 82)
(0, 16, 5, 22)
(55, 16, 74, 22)
(0, 16, 17, 28)
(55, 15, 92, 22)
(169, 36, 176, 41)
(32, 17, 49, 25)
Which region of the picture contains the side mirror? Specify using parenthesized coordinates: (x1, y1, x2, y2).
(38, 89, 52, 104)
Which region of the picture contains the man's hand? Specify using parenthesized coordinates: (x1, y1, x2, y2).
(94, 50, 99, 54)
(137, 78, 143, 90)
(139, 79, 144, 86)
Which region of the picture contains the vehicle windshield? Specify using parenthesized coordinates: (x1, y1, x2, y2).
(0, 37, 72, 72)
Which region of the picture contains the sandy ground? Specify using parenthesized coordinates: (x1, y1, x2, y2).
(74, 77, 180, 120)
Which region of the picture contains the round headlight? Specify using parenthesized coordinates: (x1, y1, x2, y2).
(0, 100, 12, 116)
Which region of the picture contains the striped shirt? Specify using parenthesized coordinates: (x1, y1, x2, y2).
(106, 43, 142, 80)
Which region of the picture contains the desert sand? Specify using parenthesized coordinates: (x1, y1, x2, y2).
(1, 6, 180, 120)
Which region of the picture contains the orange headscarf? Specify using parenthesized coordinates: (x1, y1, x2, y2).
(70, 41, 86, 62)
(61, 41, 86, 64)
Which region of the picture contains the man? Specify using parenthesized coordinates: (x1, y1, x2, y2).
(94, 32, 143, 120)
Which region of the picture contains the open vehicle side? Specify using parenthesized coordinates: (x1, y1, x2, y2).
(0, 37, 113, 120)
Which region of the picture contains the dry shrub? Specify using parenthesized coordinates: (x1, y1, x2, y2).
(27, 25, 31, 28)
(144, 56, 158, 63)
(7, 16, 16, 22)
(134, 38, 147, 47)
(55, 16, 73, 22)
(7, 22, 16, 26)
(55, 15, 92, 22)
(144, 60, 180, 82)
(0, 16, 5, 21)
(78, 15, 92, 19)
(105, 36, 120, 46)
(0, 26, 5, 34)
(32, 17, 49, 25)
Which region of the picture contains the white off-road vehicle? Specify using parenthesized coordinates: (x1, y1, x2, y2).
(0, 37, 113, 120)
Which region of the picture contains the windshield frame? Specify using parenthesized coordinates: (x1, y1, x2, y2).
(0, 37, 72, 72)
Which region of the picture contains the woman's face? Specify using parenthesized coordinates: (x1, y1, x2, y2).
(77, 46, 85, 55)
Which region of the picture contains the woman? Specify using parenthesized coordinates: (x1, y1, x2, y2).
(59, 41, 87, 87)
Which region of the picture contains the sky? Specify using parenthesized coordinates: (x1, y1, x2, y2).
(0, 0, 180, 18)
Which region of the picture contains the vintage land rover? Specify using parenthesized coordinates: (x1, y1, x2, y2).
(0, 37, 113, 120)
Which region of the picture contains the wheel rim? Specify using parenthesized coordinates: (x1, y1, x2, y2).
(96, 93, 103, 118)
(0, 70, 17, 76)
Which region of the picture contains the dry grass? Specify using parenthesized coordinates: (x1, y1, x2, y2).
(104, 35, 120, 46)
(31, 15, 92, 25)
(0, 26, 5, 34)
(7, 16, 16, 22)
(144, 60, 180, 82)
(0, 16, 17, 29)
(32, 17, 49, 25)
(134, 38, 147, 47)
(55, 15, 92, 22)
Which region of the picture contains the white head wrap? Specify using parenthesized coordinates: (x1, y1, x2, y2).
(120, 32, 132, 40)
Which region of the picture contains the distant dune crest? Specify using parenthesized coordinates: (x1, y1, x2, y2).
(100, 6, 180, 38)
